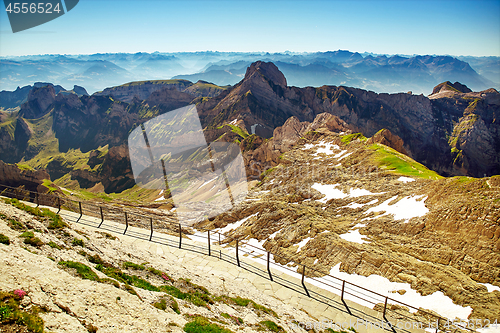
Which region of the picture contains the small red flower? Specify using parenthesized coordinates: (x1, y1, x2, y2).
(13, 289, 27, 299)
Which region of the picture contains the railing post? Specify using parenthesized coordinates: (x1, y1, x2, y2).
(56, 197, 61, 214)
(208, 230, 211, 256)
(98, 207, 104, 228)
(76, 201, 82, 222)
(149, 217, 153, 241)
(267, 252, 273, 281)
(236, 239, 240, 267)
(383, 296, 397, 333)
(35, 192, 39, 207)
(341, 280, 352, 315)
(123, 212, 128, 235)
(178, 223, 182, 249)
(301, 265, 310, 297)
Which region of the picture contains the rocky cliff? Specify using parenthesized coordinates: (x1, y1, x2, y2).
(0, 161, 50, 192)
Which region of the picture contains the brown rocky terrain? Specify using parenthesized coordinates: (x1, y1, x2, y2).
(0, 161, 50, 193)
(93, 80, 193, 103)
(196, 127, 500, 320)
(94, 79, 227, 103)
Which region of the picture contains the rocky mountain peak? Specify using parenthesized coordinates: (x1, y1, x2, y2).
(19, 84, 56, 119)
(244, 61, 287, 87)
(431, 81, 472, 95)
(366, 128, 408, 155)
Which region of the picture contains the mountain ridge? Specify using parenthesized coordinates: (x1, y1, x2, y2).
(0, 61, 498, 197)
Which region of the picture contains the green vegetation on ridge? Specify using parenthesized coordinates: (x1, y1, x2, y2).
(368, 144, 443, 180)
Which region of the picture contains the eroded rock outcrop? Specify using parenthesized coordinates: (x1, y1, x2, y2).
(0, 160, 50, 192)
(366, 128, 408, 155)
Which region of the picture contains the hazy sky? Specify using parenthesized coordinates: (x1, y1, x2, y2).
(0, 0, 499, 57)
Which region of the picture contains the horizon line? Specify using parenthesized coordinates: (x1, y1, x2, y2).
(1, 50, 499, 59)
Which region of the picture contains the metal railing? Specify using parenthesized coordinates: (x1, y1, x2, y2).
(0, 184, 476, 333)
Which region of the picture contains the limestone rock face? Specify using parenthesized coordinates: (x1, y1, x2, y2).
(143, 87, 193, 111)
(272, 116, 310, 153)
(366, 128, 408, 155)
(99, 144, 136, 193)
(72, 85, 89, 97)
(95, 80, 193, 103)
(0, 160, 50, 192)
(244, 61, 287, 87)
(2, 62, 500, 195)
(431, 81, 473, 95)
(19, 85, 56, 119)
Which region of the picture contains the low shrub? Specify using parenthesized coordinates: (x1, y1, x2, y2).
(72, 238, 85, 247)
(123, 262, 145, 270)
(48, 241, 61, 249)
(20, 231, 43, 247)
(0, 234, 10, 245)
(58, 261, 100, 281)
(154, 296, 180, 314)
(184, 316, 233, 333)
(259, 320, 284, 332)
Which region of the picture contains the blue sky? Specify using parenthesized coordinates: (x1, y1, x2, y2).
(1, 0, 499, 57)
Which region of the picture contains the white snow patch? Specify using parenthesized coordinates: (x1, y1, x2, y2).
(313, 183, 384, 204)
(349, 188, 381, 197)
(312, 183, 348, 202)
(398, 176, 415, 183)
(250, 124, 262, 135)
(339, 229, 369, 244)
(296, 237, 311, 252)
(245, 237, 265, 248)
(338, 152, 352, 161)
(268, 230, 280, 239)
(479, 283, 500, 293)
(333, 150, 348, 159)
(198, 177, 217, 189)
(303, 141, 342, 157)
(218, 213, 258, 234)
(327, 264, 472, 320)
(345, 202, 365, 209)
(364, 195, 428, 221)
(154, 190, 165, 201)
(229, 119, 238, 125)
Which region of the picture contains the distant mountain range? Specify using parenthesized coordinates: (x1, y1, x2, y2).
(1, 51, 498, 95)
